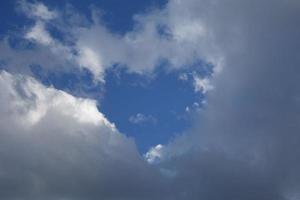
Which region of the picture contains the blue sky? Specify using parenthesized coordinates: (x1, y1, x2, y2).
(1, 0, 299, 199)
(102, 66, 205, 152)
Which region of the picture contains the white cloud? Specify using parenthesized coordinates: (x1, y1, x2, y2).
(0, 69, 116, 132)
(144, 144, 164, 164)
(193, 75, 214, 94)
(77, 46, 105, 82)
(0, 70, 164, 199)
(178, 71, 214, 94)
(18, 0, 57, 20)
(129, 113, 157, 124)
(172, 20, 207, 42)
(178, 73, 188, 81)
(25, 21, 53, 45)
(15, 0, 223, 84)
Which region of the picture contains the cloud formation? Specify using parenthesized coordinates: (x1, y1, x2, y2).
(0, 0, 300, 199)
(154, 0, 300, 199)
(0, 70, 164, 200)
(7, 0, 222, 82)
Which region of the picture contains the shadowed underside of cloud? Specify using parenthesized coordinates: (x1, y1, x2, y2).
(0, 0, 300, 199)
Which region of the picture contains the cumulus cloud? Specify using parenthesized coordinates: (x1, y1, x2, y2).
(0, 70, 164, 200)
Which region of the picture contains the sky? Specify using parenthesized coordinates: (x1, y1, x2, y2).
(0, 0, 300, 200)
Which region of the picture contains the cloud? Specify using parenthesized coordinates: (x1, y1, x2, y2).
(193, 75, 213, 94)
(73, 8, 223, 77)
(10, 0, 222, 83)
(18, 0, 58, 20)
(144, 144, 164, 164)
(0, 70, 164, 200)
(129, 113, 157, 125)
(25, 21, 54, 45)
(0, 0, 300, 199)
(151, 0, 300, 199)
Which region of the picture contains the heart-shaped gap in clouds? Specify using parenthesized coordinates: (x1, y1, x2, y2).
(30, 61, 213, 153)
(101, 63, 213, 153)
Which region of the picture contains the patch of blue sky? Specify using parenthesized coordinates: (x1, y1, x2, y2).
(101, 63, 211, 153)
(0, 1, 26, 37)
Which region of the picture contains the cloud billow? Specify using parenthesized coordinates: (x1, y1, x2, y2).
(0, 71, 164, 200)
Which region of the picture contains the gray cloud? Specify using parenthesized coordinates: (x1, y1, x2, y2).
(156, 0, 300, 199)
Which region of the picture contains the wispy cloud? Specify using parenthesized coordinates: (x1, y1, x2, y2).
(129, 113, 157, 125)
